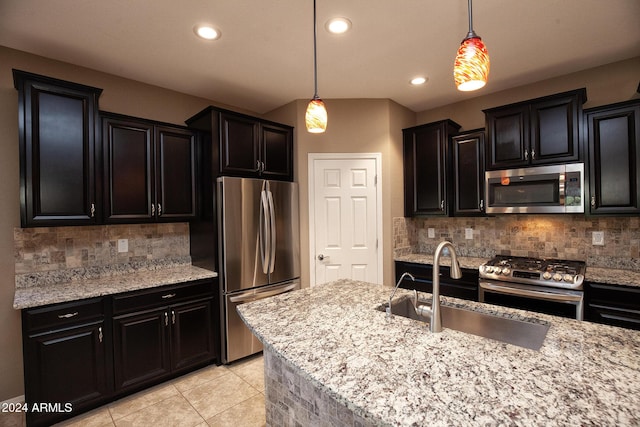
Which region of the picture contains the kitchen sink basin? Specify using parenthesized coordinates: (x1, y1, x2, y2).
(380, 298, 550, 351)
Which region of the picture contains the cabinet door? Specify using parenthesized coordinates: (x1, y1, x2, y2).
(530, 93, 581, 165)
(453, 131, 485, 216)
(587, 101, 640, 215)
(404, 124, 449, 216)
(24, 322, 109, 426)
(14, 71, 102, 227)
(220, 112, 260, 176)
(155, 126, 197, 219)
(395, 262, 479, 301)
(585, 282, 640, 330)
(485, 105, 529, 169)
(261, 123, 293, 181)
(102, 116, 154, 222)
(113, 309, 171, 391)
(170, 298, 215, 372)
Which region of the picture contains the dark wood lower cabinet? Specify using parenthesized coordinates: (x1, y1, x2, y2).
(22, 280, 217, 426)
(113, 297, 214, 392)
(395, 261, 479, 301)
(585, 282, 640, 330)
(22, 299, 112, 427)
(171, 299, 215, 372)
(113, 309, 171, 391)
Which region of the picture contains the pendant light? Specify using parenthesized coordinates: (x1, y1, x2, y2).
(305, 0, 328, 133)
(453, 0, 490, 91)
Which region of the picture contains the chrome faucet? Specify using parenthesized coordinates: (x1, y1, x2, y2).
(429, 241, 462, 332)
(387, 272, 415, 317)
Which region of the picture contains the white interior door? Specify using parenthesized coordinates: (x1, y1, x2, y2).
(309, 153, 382, 286)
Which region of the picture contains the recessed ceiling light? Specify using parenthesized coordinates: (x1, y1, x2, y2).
(325, 17, 352, 34)
(194, 24, 221, 41)
(410, 76, 428, 85)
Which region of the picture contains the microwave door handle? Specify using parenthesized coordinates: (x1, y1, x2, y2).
(559, 171, 566, 206)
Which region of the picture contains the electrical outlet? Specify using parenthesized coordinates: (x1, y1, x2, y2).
(117, 239, 129, 253)
(465, 228, 473, 240)
(428, 228, 435, 239)
(592, 231, 604, 246)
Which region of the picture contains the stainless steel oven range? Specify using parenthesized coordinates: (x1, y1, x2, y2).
(478, 255, 586, 320)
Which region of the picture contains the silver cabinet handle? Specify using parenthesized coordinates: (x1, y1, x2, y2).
(531, 149, 536, 159)
(90, 203, 95, 218)
(479, 200, 484, 211)
(164, 312, 169, 326)
(157, 204, 162, 216)
(524, 149, 529, 160)
(440, 200, 445, 211)
(152, 204, 155, 215)
(591, 196, 596, 208)
(57, 312, 78, 319)
(172, 310, 175, 325)
(161, 293, 176, 299)
(98, 327, 103, 343)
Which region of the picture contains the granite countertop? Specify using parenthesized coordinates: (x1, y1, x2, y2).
(238, 279, 640, 426)
(395, 254, 640, 288)
(13, 262, 217, 309)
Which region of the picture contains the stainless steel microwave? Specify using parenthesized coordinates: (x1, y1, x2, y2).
(485, 163, 584, 214)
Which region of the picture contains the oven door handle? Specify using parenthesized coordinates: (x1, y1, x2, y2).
(479, 281, 583, 303)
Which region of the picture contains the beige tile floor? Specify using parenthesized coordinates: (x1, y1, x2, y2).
(19, 354, 266, 427)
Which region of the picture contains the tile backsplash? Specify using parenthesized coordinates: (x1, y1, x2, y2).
(14, 223, 190, 275)
(394, 215, 640, 271)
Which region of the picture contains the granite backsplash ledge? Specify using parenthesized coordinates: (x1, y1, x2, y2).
(14, 222, 193, 287)
(393, 215, 640, 271)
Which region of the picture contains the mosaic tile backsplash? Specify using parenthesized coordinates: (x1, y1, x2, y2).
(394, 215, 640, 271)
(14, 222, 191, 275)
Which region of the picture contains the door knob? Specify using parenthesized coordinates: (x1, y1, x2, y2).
(317, 254, 325, 261)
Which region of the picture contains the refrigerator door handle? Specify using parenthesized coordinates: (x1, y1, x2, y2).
(259, 189, 270, 274)
(228, 282, 298, 303)
(266, 189, 276, 274)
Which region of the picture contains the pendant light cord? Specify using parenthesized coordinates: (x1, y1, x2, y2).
(466, 0, 478, 40)
(312, 0, 319, 99)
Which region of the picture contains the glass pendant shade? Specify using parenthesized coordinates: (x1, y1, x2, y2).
(305, 97, 327, 133)
(454, 35, 490, 91)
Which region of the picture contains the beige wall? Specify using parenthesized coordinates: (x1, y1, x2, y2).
(416, 56, 640, 131)
(265, 99, 415, 289)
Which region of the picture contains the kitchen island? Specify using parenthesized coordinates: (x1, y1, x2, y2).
(238, 279, 640, 426)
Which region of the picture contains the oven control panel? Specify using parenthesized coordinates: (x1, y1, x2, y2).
(479, 255, 585, 290)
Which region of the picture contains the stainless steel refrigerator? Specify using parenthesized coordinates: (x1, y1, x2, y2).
(217, 176, 300, 363)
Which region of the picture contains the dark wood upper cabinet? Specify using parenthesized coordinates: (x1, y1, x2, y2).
(403, 119, 461, 216)
(485, 88, 586, 169)
(155, 126, 197, 219)
(586, 100, 640, 215)
(187, 106, 294, 182)
(13, 69, 103, 227)
(452, 129, 486, 216)
(261, 122, 294, 180)
(220, 112, 261, 176)
(102, 113, 196, 223)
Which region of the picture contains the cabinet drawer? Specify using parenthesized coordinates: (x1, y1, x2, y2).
(24, 298, 105, 333)
(113, 280, 213, 315)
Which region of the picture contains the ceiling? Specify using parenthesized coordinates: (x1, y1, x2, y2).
(1, 0, 639, 115)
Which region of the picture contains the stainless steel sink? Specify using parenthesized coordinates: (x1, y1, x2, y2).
(380, 298, 550, 351)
